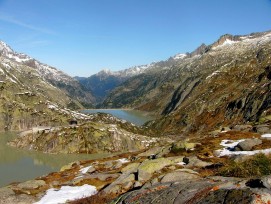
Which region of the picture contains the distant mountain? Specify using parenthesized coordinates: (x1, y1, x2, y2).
(100, 30, 271, 135)
(0, 40, 93, 131)
(75, 64, 154, 104)
(0, 41, 95, 109)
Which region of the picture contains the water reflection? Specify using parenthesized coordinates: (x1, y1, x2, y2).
(0, 132, 108, 187)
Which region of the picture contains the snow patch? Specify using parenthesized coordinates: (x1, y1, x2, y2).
(262, 134, 271, 138)
(0, 41, 13, 53)
(48, 104, 58, 110)
(173, 53, 187, 60)
(34, 184, 97, 204)
(177, 162, 186, 166)
(80, 165, 93, 174)
(117, 158, 130, 163)
(215, 139, 271, 157)
(206, 71, 220, 79)
(222, 39, 237, 46)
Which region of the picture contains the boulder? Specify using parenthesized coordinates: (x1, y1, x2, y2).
(0, 193, 37, 204)
(88, 173, 120, 181)
(232, 125, 252, 132)
(121, 163, 140, 174)
(261, 175, 271, 189)
(103, 161, 114, 169)
(137, 158, 173, 182)
(17, 180, 46, 190)
(113, 177, 269, 204)
(0, 187, 15, 199)
(103, 173, 135, 195)
(167, 156, 185, 163)
(86, 166, 96, 173)
(171, 141, 199, 152)
(235, 138, 262, 151)
(60, 161, 80, 171)
(253, 125, 271, 134)
(138, 146, 171, 158)
(160, 170, 200, 183)
(113, 180, 212, 204)
(12, 180, 46, 195)
(185, 156, 213, 168)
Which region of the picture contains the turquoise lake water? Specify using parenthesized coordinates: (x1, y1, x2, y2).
(81, 109, 154, 125)
(0, 109, 153, 187)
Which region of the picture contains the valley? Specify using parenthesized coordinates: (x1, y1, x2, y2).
(1, 30, 271, 203)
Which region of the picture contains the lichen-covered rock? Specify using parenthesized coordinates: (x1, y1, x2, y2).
(103, 173, 135, 195)
(16, 180, 46, 190)
(186, 156, 213, 168)
(114, 177, 271, 204)
(88, 173, 120, 181)
(160, 170, 200, 183)
(10, 120, 172, 154)
(121, 163, 140, 174)
(11, 179, 47, 195)
(60, 161, 80, 171)
(137, 146, 171, 158)
(138, 158, 173, 182)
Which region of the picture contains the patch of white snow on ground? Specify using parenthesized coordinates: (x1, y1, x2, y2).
(177, 162, 186, 166)
(34, 184, 97, 204)
(80, 166, 92, 174)
(216, 139, 271, 157)
(118, 158, 130, 163)
(262, 134, 271, 138)
(220, 139, 245, 148)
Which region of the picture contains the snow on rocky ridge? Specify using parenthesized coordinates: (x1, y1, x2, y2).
(212, 31, 271, 50)
(0, 40, 75, 84)
(96, 63, 155, 78)
(173, 53, 187, 60)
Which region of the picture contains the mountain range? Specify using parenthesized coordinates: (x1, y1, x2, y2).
(75, 64, 153, 104)
(1, 30, 271, 135)
(90, 30, 271, 135)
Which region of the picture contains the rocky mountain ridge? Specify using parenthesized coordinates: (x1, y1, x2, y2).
(0, 41, 95, 108)
(0, 41, 95, 131)
(100, 30, 271, 135)
(75, 63, 155, 104)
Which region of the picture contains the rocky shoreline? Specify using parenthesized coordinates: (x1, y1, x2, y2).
(2, 128, 271, 203)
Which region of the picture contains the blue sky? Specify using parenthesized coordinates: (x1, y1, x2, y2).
(0, 0, 271, 77)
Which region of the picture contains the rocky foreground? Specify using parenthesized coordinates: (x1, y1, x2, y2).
(2, 127, 271, 203)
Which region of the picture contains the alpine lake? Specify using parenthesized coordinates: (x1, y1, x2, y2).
(0, 109, 154, 187)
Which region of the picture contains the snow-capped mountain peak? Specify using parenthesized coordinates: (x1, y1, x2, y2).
(0, 40, 76, 83)
(0, 41, 13, 53)
(94, 63, 154, 78)
(0, 40, 32, 63)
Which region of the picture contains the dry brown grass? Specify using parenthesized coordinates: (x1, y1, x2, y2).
(252, 139, 271, 150)
(217, 153, 271, 178)
(69, 192, 113, 204)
